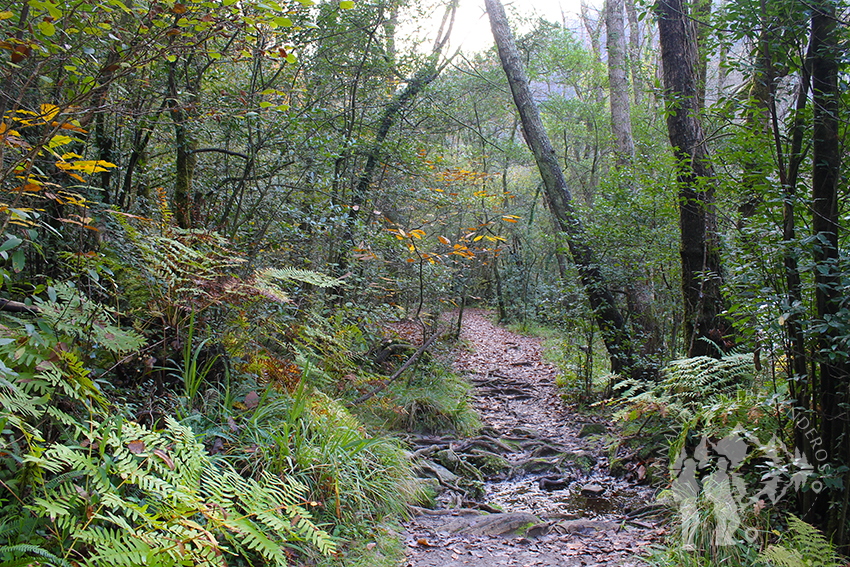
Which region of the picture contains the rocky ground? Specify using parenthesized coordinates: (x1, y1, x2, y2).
(398, 310, 666, 567)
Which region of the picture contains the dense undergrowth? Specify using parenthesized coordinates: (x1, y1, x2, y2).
(528, 320, 842, 567)
(0, 204, 477, 566)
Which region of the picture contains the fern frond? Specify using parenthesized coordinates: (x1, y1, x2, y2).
(0, 543, 72, 567)
(663, 353, 754, 404)
(259, 267, 340, 288)
(759, 515, 843, 567)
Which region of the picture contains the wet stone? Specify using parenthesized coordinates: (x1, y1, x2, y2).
(580, 483, 606, 497)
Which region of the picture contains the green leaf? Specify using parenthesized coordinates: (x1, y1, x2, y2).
(340, 0, 353, 8)
(12, 249, 25, 272)
(38, 20, 56, 36)
(0, 236, 23, 252)
(273, 16, 292, 27)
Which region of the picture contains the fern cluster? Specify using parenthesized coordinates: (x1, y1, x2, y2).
(759, 515, 843, 567)
(107, 219, 339, 324)
(0, 316, 336, 566)
(615, 352, 759, 432)
(23, 417, 335, 566)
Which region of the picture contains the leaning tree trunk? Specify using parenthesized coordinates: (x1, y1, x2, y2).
(656, 0, 725, 358)
(486, 0, 643, 380)
(337, 2, 456, 281)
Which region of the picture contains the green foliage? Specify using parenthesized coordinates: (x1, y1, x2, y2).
(759, 515, 843, 567)
(260, 267, 341, 289)
(615, 351, 757, 429)
(28, 417, 333, 566)
(35, 281, 147, 355)
(358, 363, 479, 436)
(223, 382, 420, 527)
(0, 312, 335, 566)
(171, 311, 222, 419)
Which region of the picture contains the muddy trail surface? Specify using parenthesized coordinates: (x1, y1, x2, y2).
(401, 310, 665, 567)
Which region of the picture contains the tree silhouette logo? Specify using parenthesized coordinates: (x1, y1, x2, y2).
(670, 426, 818, 548)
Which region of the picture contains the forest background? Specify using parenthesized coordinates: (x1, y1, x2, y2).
(0, 0, 848, 565)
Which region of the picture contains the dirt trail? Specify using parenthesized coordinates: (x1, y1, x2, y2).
(402, 310, 664, 567)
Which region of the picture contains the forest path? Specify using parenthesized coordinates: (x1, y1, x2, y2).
(402, 310, 663, 567)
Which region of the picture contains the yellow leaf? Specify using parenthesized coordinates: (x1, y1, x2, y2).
(40, 104, 60, 122)
(473, 235, 484, 242)
(438, 235, 450, 245)
(56, 160, 117, 174)
(411, 229, 425, 239)
(47, 134, 76, 150)
(61, 152, 84, 160)
(502, 215, 519, 223)
(0, 11, 14, 20)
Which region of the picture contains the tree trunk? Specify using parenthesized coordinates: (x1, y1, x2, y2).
(168, 58, 194, 228)
(337, 2, 456, 279)
(624, 0, 642, 106)
(606, 0, 634, 163)
(692, 0, 711, 110)
(339, 63, 439, 271)
(486, 0, 643, 379)
(580, 1, 606, 106)
(656, 0, 724, 358)
(810, 0, 847, 545)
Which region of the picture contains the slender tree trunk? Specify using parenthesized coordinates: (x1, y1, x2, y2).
(716, 0, 728, 99)
(337, 1, 456, 280)
(656, 0, 724, 358)
(486, 0, 644, 379)
(339, 64, 439, 272)
(606, 0, 635, 163)
(580, 1, 606, 106)
(624, 0, 642, 106)
(167, 58, 194, 228)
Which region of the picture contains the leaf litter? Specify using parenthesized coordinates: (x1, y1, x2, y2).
(403, 310, 664, 566)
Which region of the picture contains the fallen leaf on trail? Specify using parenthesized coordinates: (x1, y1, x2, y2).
(244, 390, 260, 408)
